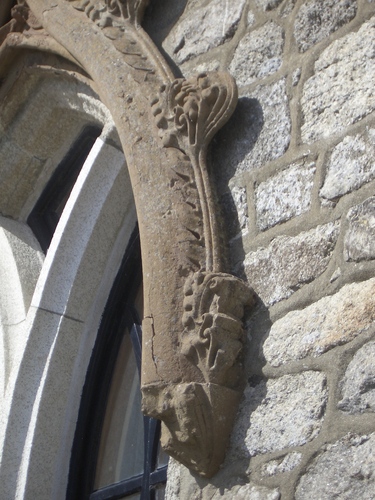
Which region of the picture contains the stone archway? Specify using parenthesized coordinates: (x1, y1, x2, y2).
(0, 0, 253, 481)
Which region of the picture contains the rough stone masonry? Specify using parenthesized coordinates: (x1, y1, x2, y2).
(143, 0, 375, 498)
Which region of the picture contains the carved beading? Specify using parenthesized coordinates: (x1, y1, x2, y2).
(68, 0, 155, 79)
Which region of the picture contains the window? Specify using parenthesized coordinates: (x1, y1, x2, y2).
(27, 125, 102, 253)
(24, 122, 166, 499)
(68, 229, 168, 500)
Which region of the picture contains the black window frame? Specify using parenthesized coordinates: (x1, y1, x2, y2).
(67, 227, 167, 500)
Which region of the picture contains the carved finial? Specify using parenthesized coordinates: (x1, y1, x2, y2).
(151, 72, 238, 158)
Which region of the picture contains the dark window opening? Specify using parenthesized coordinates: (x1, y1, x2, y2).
(67, 228, 168, 500)
(27, 125, 102, 253)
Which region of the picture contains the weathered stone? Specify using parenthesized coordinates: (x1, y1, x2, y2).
(344, 197, 375, 262)
(292, 67, 301, 86)
(338, 341, 375, 413)
(165, 459, 281, 500)
(222, 185, 249, 240)
(244, 222, 339, 306)
(247, 10, 256, 26)
(301, 17, 375, 143)
(320, 129, 375, 201)
(263, 278, 375, 367)
(281, 0, 297, 17)
(294, 0, 357, 53)
(232, 372, 327, 457)
(185, 59, 220, 78)
(163, 0, 246, 64)
(255, 159, 315, 230)
(261, 452, 302, 477)
(211, 483, 280, 499)
(255, 0, 283, 11)
(296, 434, 375, 499)
(212, 79, 291, 180)
(229, 22, 284, 87)
(1, 4, 253, 480)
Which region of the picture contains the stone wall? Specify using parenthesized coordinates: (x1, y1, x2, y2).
(144, 1, 375, 498)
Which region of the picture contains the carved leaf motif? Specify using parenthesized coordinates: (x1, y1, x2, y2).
(68, 0, 149, 25)
(152, 72, 238, 271)
(151, 72, 238, 157)
(181, 271, 254, 389)
(68, 0, 154, 77)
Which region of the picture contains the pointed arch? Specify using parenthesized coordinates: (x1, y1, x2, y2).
(0, 0, 254, 486)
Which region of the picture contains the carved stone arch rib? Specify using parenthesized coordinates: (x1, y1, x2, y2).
(1, 0, 254, 478)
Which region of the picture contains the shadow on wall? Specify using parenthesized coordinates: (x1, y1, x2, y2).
(211, 96, 264, 191)
(176, 298, 272, 493)
(195, 94, 272, 490)
(143, 0, 188, 77)
(209, 96, 264, 277)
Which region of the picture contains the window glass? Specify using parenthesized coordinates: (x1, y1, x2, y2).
(69, 229, 167, 500)
(95, 331, 144, 489)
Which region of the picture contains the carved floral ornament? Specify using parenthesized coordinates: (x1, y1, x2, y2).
(0, 0, 254, 477)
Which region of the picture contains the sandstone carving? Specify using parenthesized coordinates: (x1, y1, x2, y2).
(0, 0, 254, 477)
(181, 272, 252, 388)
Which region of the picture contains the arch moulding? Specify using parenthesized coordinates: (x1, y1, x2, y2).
(0, 0, 254, 478)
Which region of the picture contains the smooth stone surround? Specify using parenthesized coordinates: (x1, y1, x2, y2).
(263, 278, 375, 366)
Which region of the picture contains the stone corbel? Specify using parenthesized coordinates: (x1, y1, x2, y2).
(1, 0, 254, 478)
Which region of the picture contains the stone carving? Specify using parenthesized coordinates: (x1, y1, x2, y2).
(181, 272, 253, 388)
(68, 0, 149, 26)
(148, 73, 254, 476)
(151, 72, 238, 271)
(0, 0, 254, 478)
(142, 381, 245, 478)
(151, 73, 237, 156)
(142, 271, 254, 477)
(0, 0, 42, 44)
(68, 0, 159, 79)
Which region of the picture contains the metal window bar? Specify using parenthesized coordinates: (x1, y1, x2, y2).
(90, 308, 167, 500)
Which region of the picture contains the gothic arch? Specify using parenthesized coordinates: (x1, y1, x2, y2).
(0, 0, 254, 486)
